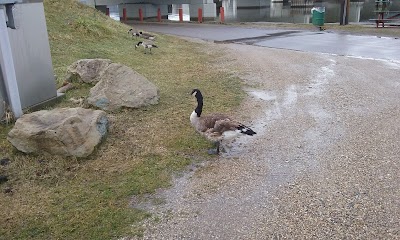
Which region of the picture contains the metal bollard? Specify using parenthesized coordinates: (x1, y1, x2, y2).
(139, 8, 143, 22)
(157, 8, 161, 22)
(220, 7, 224, 23)
(198, 8, 203, 23)
(179, 8, 183, 22)
(122, 8, 127, 22)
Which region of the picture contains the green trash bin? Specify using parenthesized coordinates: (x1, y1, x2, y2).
(311, 7, 325, 26)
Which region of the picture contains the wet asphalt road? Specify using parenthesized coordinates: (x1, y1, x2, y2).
(136, 23, 400, 61)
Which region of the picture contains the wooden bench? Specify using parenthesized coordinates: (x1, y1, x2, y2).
(369, 18, 400, 28)
(369, 11, 400, 28)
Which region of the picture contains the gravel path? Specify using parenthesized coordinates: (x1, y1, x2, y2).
(129, 42, 400, 239)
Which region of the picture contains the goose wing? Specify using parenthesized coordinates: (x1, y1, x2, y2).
(198, 113, 230, 132)
(209, 119, 256, 136)
(203, 119, 241, 140)
(211, 119, 240, 133)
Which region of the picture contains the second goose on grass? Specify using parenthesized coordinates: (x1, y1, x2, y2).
(190, 89, 256, 154)
(128, 28, 140, 38)
(135, 41, 158, 54)
(139, 31, 156, 40)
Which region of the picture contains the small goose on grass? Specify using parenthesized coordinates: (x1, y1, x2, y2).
(135, 41, 158, 54)
(128, 28, 140, 38)
(190, 89, 256, 154)
(139, 31, 156, 40)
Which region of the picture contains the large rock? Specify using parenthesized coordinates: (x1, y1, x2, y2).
(87, 63, 159, 111)
(7, 108, 108, 157)
(66, 59, 112, 83)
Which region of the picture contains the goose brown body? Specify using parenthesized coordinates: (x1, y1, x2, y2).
(190, 89, 256, 153)
(192, 112, 229, 132)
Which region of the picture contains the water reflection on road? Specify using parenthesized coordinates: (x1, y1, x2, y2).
(138, 23, 400, 62)
(217, 0, 399, 23)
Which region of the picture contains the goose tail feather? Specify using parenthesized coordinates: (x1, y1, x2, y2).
(238, 125, 256, 136)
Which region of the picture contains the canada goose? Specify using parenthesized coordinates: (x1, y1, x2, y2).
(135, 41, 158, 54)
(190, 89, 256, 154)
(139, 31, 156, 40)
(128, 28, 140, 38)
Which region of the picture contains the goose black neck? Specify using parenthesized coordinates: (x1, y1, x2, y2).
(195, 93, 203, 117)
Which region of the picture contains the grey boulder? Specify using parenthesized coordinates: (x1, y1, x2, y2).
(66, 59, 112, 83)
(7, 107, 108, 157)
(87, 63, 159, 111)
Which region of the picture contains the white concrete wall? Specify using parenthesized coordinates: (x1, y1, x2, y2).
(349, 2, 364, 22)
(222, 0, 237, 20)
(270, 2, 290, 18)
(189, 0, 216, 19)
(189, 3, 216, 19)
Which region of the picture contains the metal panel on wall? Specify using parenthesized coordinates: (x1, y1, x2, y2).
(7, 2, 57, 109)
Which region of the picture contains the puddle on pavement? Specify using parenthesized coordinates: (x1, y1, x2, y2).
(131, 71, 343, 236)
(133, 73, 335, 210)
(130, 162, 206, 212)
(282, 85, 298, 107)
(247, 89, 283, 122)
(248, 89, 276, 101)
(304, 59, 336, 97)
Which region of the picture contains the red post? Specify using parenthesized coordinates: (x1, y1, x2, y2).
(122, 8, 127, 22)
(139, 8, 143, 22)
(157, 8, 161, 22)
(106, 8, 110, 16)
(198, 8, 203, 23)
(220, 7, 224, 23)
(179, 8, 183, 22)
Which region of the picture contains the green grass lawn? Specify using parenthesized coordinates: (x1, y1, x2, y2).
(0, 0, 243, 239)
